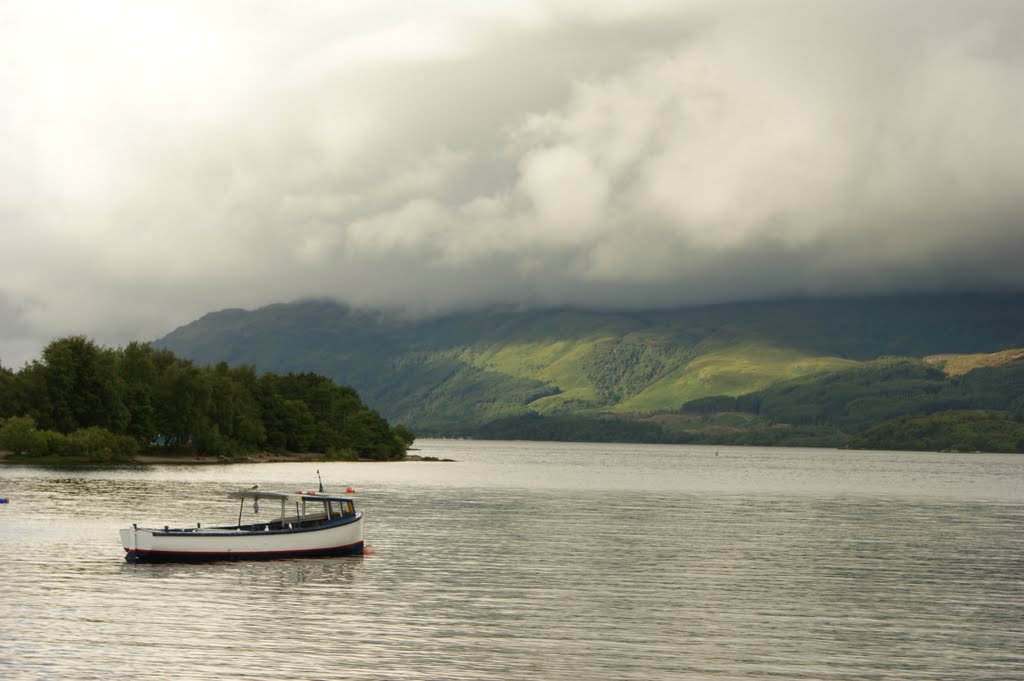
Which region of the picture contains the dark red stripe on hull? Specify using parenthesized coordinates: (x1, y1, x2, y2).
(125, 541, 364, 564)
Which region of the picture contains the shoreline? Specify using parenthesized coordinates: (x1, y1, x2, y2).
(0, 450, 335, 466)
(0, 450, 445, 466)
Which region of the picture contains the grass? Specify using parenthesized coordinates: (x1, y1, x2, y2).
(614, 342, 859, 413)
(924, 348, 1024, 376)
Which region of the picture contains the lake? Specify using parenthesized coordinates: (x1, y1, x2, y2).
(1, 440, 1021, 680)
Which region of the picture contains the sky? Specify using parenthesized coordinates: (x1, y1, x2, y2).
(2, 0, 1023, 368)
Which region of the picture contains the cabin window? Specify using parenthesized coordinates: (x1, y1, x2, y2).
(328, 501, 342, 518)
(342, 501, 354, 516)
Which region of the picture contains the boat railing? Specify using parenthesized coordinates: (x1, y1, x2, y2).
(141, 510, 352, 535)
(235, 510, 337, 531)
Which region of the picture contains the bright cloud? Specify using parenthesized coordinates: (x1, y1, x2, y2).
(2, 0, 1022, 367)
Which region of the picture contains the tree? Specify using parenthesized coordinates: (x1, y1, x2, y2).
(206, 363, 265, 448)
(152, 359, 211, 446)
(0, 364, 15, 419)
(0, 416, 43, 454)
(118, 341, 158, 442)
(343, 409, 405, 459)
(281, 399, 316, 452)
(393, 424, 416, 447)
(37, 336, 129, 434)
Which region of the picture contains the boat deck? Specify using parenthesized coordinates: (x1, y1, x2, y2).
(146, 511, 359, 536)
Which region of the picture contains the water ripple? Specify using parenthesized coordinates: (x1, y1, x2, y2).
(1, 443, 1021, 679)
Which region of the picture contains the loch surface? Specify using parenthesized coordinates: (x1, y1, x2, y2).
(1, 440, 1021, 680)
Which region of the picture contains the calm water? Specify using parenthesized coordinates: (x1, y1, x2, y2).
(0, 440, 1021, 680)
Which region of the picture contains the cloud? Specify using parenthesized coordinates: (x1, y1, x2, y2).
(519, 145, 609, 238)
(1, 1, 1023, 367)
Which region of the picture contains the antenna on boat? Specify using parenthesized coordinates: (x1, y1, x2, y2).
(317, 470, 324, 493)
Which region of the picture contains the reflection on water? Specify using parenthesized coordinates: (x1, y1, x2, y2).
(0, 441, 1022, 680)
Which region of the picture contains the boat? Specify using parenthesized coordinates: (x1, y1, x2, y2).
(119, 487, 364, 563)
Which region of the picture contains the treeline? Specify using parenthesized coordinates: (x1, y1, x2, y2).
(846, 411, 1024, 453)
(468, 412, 669, 443)
(466, 413, 848, 448)
(464, 409, 1023, 453)
(680, 359, 1024, 430)
(0, 336, 413, 462)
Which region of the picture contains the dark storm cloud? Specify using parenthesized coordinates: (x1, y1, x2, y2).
(1, 1, 1022, 366)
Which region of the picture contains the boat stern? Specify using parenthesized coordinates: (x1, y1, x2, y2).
(120, 525, 153, 563)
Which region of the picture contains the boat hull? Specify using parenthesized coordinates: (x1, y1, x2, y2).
(120, 514, 364, 564)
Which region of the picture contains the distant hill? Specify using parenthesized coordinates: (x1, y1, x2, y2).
(154, 293, 1024, 450)
(924, 347, 1024, 376)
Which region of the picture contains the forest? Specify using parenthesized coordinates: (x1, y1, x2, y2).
(468, 358, 1024, 452)
(0, 336, 413, 463)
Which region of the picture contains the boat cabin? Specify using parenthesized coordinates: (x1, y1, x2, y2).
(225, 491, 357, 532)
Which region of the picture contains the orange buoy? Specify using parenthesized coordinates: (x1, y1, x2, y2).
(346, 486, 355, 493)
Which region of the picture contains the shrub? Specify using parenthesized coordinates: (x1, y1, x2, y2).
(325, 447, 358, 461)
(67, 426, 139, 461)
(0, 416, 45, 454)
(39, 429, 71, 456)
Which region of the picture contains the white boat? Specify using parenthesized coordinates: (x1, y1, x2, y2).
(120, 488, 364, 563)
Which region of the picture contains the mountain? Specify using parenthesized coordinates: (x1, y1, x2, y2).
(154, 293, 1024, 449)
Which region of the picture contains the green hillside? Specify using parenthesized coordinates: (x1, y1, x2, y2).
(847, 411, 1024, 453)
(154, 294, 1024, 450)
